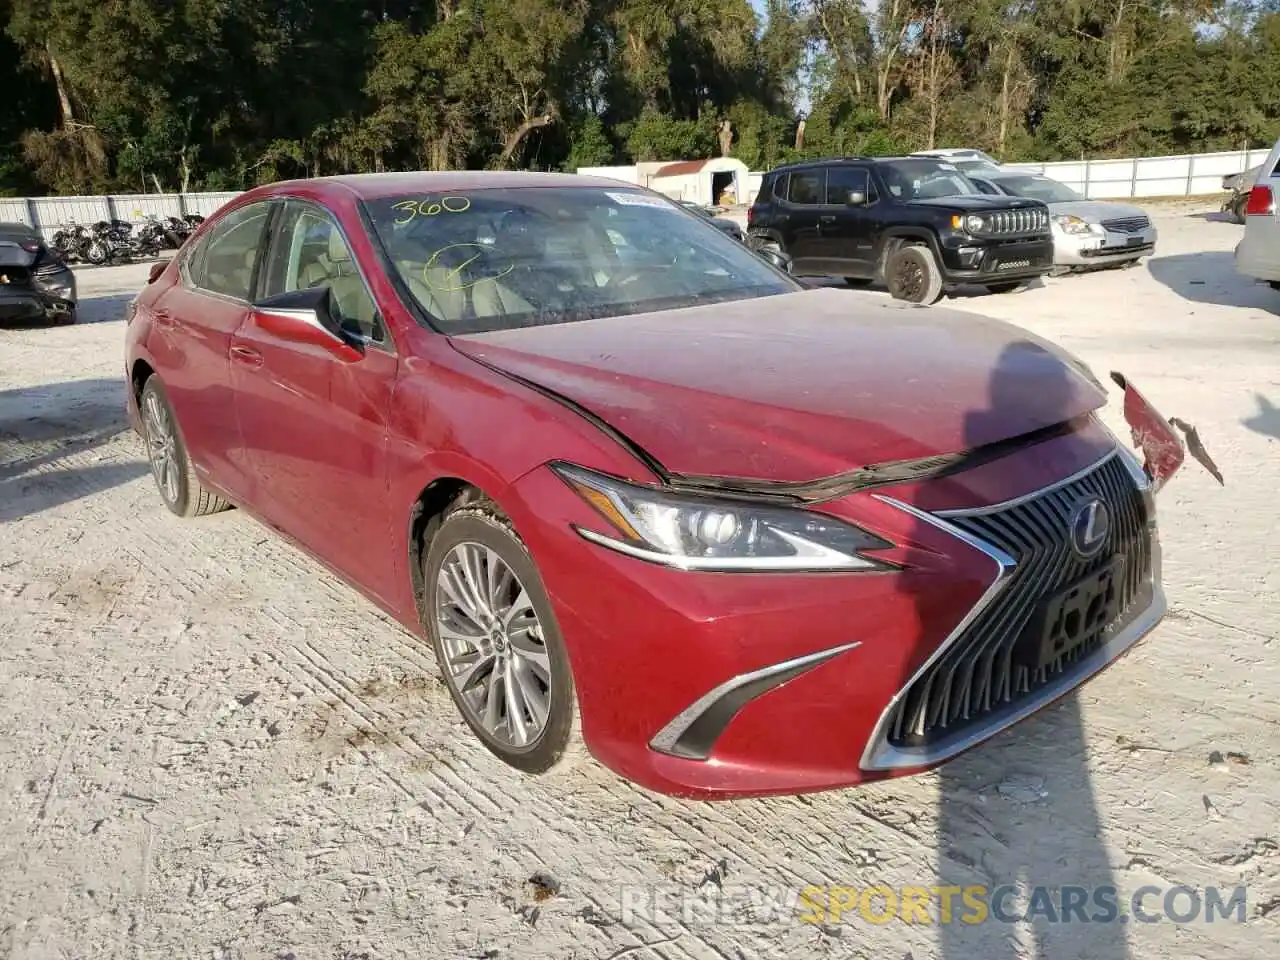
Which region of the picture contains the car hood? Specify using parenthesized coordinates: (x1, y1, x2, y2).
(908, 195, 1044, 211)
(449, 288, 1107, 483)
(1047, 199, 1149, 222)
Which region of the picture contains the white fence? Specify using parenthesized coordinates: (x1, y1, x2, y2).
(1002, 148, 1270, 199)
(0, 146, 1268, 239)
(0, 192, 241, 242)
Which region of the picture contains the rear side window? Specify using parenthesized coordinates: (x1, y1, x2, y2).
(771, 173, 789, 200)
(187, 202, 272, 301)
(787, 170, 824, 205)
(826, 167, 873, 204)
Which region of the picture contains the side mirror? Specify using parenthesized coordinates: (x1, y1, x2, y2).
(250, 286, 363, 363)
(756, 246, 793, 274)
(147, 262, 167, 284)
(846, 190, 868, 207)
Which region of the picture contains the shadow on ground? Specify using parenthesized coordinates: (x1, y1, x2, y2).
(1185, 210, 1245, 225)
(1146, 252, 1278, 311)
(0, 377, 147, 523)
(1242, 393, 1280, 441)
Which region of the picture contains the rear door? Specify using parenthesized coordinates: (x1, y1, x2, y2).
(146, 200, 275, 500)
(781, 167, 826, 271)
(229, 199, 401, 603)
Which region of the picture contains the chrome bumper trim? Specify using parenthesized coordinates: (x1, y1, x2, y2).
(862, 459, 1164, 772)
(649, 641, 861, 761)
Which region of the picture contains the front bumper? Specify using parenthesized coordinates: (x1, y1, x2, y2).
(506, 415, 1169, 799)
(938, 236, 1055, 284)
(1055, 226, 1157, 266)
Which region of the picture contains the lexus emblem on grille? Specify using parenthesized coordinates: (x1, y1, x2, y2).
(1069, 498, 1110, 558)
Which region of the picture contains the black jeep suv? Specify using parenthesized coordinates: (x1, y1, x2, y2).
(747, 156, 1054, 303)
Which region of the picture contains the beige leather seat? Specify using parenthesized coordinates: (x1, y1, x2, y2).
(406, 262, 534, 326)
(297, 229, 377, 334)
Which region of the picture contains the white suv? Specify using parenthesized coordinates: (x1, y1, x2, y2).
(1235, 138, 1280, 288)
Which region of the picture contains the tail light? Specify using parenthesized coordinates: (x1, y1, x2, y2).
(746, 206, 756, 227)
(1245, 185, 1274, 216)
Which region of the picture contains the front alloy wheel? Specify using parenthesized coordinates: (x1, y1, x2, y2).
(425, 500, 580, 773)
(436, 542, 552, 749)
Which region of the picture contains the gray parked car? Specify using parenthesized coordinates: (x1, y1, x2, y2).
(966, 171, 1156, 275)
(0, 221, 78, 324)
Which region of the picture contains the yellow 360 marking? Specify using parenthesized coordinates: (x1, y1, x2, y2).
(423, 243, 514, 292)
(392, 196, 472, 225)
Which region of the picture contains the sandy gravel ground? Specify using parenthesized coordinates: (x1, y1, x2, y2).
(1, 203, 1277, 960)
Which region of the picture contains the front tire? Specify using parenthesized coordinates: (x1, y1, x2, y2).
(139, 377, 232, 517)
(424, 499, 580, 774)
(886, 245, 943, 304)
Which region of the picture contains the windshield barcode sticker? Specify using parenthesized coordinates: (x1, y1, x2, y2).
(607, 191, 677, 209)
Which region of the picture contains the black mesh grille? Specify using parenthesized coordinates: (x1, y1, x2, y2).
(886, 454, 1152, 748)
(1100, 216, 1150, 233)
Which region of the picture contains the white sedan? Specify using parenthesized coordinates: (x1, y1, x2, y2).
(966, 170, 1156, 276)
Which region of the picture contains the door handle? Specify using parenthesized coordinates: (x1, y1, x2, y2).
(230, 345, 263, 367)
(153, 308, 176, 328)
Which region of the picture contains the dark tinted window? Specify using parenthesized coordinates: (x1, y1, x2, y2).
(787, 170, 824, 204)
(191, 202, 271, 300)
(877, 159, 982, 200)
(826, 167, 872, 204)
(771, 173, 789, 199)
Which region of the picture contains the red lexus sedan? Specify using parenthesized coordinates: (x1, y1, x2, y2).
(124, 172, 1190, 799)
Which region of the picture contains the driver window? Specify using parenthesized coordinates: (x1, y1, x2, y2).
(262, 202, 383, 342)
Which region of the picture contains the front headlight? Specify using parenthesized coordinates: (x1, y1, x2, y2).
(1052, 214, 1097, 236)
(552, 463, 894, 572)
(963, 214, 985, 233)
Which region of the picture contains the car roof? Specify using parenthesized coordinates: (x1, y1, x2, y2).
(269, 170, 640, 201)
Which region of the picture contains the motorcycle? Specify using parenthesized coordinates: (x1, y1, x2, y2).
(84, 218, 161, 265)
(1221, 164, 1261, 224)
(50, 221, 93, 263)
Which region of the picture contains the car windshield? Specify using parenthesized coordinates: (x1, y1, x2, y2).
(364, 187, 795, 333)
(990, 175, 1082, 203)
(877, 159, 983, 199)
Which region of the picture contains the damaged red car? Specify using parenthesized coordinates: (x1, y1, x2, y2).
(124, 172, 1190, 799)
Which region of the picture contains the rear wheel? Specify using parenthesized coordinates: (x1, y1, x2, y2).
(424, 498, 581, 774)
(886, 245, 944, 304)
(139, 377, 232, 518)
